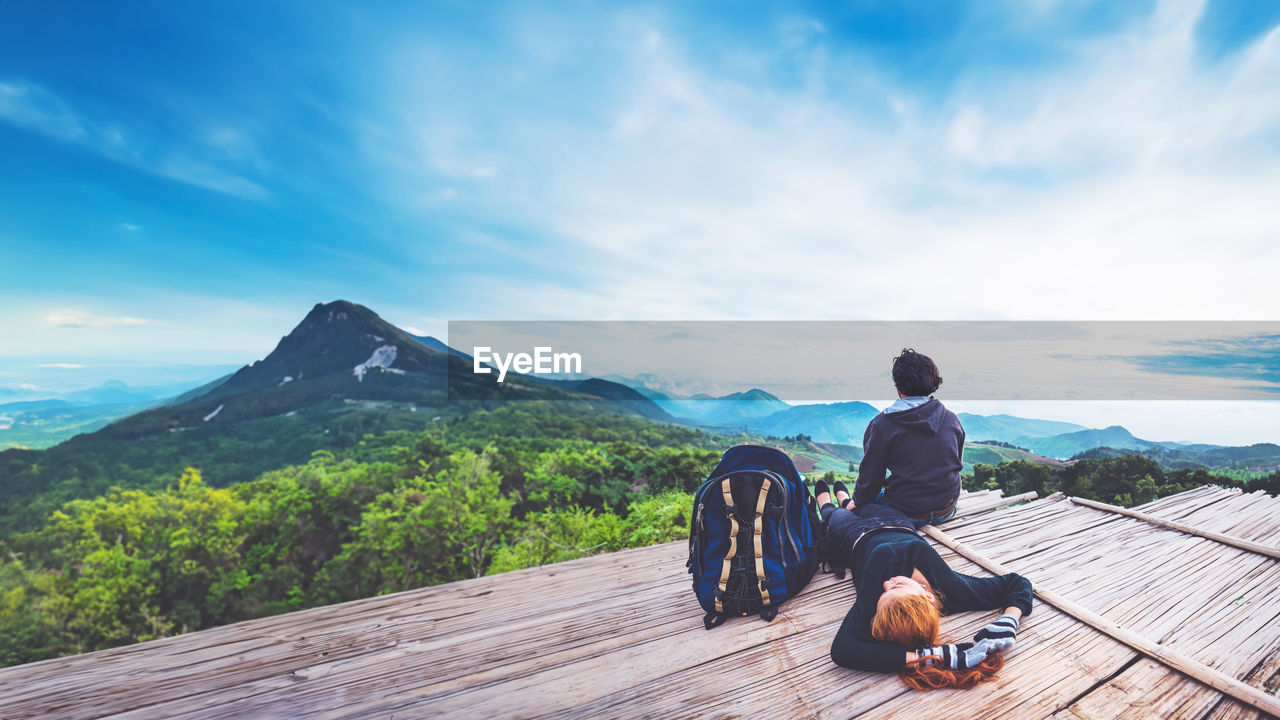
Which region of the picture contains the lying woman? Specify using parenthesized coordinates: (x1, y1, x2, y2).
(816, 479, 1032, 689)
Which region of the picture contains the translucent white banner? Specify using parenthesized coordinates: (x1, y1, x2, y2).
(447, 321, 1280, 400)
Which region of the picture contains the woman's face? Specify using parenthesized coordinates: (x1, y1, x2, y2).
(877, 575, 936, 613)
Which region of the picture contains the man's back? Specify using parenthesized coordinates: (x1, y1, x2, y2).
(854, 397, 965, 517)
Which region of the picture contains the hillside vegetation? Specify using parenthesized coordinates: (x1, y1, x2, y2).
(967, 456, 1280, 506)
(0, 404, 719, 667)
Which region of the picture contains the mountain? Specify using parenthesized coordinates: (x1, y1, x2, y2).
(646, 388, 791, 426)
(0, 300, 673, 532)
(745, 401, 882, 445)
(99, 301, 674, 437)
(61, 381, 162, 406)
(956, 413, 1088, 444)
(92, 301, 443, 438)
(704, 389, 792, 425)
(1018, 425, 1156, 459)
(97, 300, 619, 438)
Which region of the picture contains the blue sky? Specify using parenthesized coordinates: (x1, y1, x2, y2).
(3, 0, 1280, 403)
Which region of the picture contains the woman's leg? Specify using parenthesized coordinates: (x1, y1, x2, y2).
(834, 481, 853, 509)
(815, 478, 832, 508)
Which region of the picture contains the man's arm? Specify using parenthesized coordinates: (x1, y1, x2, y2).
(854, 420, 889, 508)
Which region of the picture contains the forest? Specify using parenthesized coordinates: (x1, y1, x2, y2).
(0, 404, 719, 667)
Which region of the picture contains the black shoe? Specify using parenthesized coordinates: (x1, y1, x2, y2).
(833, 481, 849, 497)
(814, 479, 830, 498)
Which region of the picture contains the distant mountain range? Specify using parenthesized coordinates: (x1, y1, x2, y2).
(617, 383, 1105, 456)
(609, 379, 1278, 470)
(956, 413, 1088, 444)
(0, 377, 233, 450)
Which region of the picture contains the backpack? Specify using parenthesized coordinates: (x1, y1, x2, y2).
(686, 444, 825, 629)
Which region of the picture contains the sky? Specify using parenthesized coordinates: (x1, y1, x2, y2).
(1, 0, 1279, 441)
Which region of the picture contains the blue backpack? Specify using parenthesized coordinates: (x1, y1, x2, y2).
(686, 445, 825, 629)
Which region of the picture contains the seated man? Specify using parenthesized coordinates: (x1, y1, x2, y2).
(853, 348, 964, 527)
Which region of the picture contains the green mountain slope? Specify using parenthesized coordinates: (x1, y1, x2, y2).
(0, 300, 671, 535)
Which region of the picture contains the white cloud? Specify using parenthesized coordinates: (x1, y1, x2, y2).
(373, 1, 1280, 323)
(0, 79, 268, 200)
(35, 363, 84, 368)
(42, 311, 152, 328)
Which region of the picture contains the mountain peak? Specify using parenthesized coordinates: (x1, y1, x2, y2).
(736, 388, 783, 402)
(206, 300, 442, 400)
(293, 300, 384, 336)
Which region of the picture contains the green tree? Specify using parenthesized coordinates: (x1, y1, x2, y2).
(487, 506, 624, 574)
(0, 553, 66, 666)
(13, 468, 249, 652)
(623, 490, 693, 546)
(313, 449, 516, 602)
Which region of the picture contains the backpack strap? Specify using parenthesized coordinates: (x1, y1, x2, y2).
(714, 477, 739, 615)
(753, 476, 772, 610)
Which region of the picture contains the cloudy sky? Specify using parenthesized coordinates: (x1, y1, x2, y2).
(1, 0, 1278, 439)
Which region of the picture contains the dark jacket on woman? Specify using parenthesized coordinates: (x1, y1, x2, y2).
(828, 528, 1033, 673)
(855, 397, 964, 517)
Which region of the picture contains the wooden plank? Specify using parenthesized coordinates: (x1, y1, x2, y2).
(1051, 659, 1244, 720)
(921, 525, 1280, 718)
(953, 490, 1039, 518)
(1069, 497, 1280, 560)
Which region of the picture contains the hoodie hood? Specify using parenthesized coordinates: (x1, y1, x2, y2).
(884, 397, 946, 436)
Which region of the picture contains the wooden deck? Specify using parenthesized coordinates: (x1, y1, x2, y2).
(2, 486, 1279, 719)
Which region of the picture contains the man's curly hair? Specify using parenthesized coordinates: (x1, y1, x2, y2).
(892, 348, 943, 397)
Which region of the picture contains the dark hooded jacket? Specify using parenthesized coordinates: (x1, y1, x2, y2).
(854, 397, 964, 516)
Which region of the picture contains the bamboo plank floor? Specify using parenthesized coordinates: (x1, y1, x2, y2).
(2, 487, 1278, 719)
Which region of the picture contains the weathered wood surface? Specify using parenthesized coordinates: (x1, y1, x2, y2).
(922, 523, 1280, 717)
(1068, 496, 1280, 560)
(1, 487, 1277, 719)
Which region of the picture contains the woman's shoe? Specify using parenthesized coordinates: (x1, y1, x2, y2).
(833, 481, 852, 508)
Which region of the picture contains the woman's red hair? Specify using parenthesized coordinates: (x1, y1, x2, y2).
(872, 593, 1004, 690)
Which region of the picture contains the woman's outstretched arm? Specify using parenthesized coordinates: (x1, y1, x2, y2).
(914, 542, 1033, 617)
